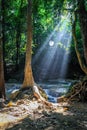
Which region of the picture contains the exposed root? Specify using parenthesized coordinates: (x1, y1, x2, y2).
(33, 85, 53, 107)
(57, 79, 87, 103)
(33, 85, 43, 100)
(65, 79, 87, 102)
(10, 85, 53, 108)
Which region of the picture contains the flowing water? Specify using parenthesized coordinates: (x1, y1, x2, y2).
(6, 79, 75, 103)
(38, 79, 73, 102)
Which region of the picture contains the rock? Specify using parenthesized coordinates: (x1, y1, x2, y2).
(49, 90, 62, 97)
(10, 89, 20, 99)
(48, 96, 55, 102)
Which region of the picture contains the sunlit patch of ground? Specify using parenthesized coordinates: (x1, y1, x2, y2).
(0, 99, 40, 129)
(0, 98, 69, 129)
(0, 98, 87, 130)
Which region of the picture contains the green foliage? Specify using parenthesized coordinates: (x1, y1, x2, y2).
(1, 0, 84, 77)
(3, 0, 27, 65)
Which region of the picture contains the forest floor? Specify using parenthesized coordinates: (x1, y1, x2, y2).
(0, 97, 87, 130)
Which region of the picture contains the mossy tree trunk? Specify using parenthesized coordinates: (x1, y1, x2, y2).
(72, 0, 87, 75)
(67, 0, 87, 102)
(72, 12, 87, 74)
(77, 0, 87, 65)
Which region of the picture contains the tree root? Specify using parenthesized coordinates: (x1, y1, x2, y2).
(10, 85, 53, 107)
(65, 79, 87, 102)
(33, 85, 53, 107)
(57, 79, 87, 103)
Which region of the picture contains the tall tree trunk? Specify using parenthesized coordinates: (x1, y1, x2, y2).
(22, 0, 50, 106)
(77, 0, 87, 64)
(0, 38, 6, 99)
(0, 9, 6, 98)
(22, 0, 34, 87)
(72, 12, 87, 74)
(1, 0, 7, 79)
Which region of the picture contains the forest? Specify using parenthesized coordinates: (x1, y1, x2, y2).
(0, 0, 87, 130)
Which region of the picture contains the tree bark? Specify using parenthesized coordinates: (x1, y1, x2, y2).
(77, 0, 87, 64)
(0, 0, 6, 99)
(0, 12, 6, 99)
(72, 12, 87, 74)
(22, 0, 34, 87)
(1, 0, 7, 78)
(0, 37, 6, 99)
(22, 0, 51, 106)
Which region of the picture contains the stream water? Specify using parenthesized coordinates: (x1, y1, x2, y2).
(6, 79, 75, 103)
(38, 79, 73, 102)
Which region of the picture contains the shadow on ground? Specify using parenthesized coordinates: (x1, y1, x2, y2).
(6, 105, 87, 130)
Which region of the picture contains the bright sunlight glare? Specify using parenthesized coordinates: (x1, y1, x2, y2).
(33, 14, 72, 81)
(49, 40, 55, 46)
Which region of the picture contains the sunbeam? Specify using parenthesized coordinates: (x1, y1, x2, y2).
(59, 34, 72, 78)
(33, 22, 62, 65)
(33, 14, 72, 81)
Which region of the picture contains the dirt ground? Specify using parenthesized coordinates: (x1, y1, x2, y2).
(0, 98, 87, 130)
